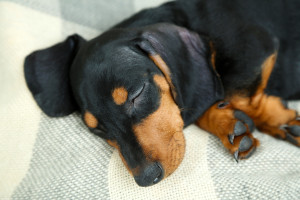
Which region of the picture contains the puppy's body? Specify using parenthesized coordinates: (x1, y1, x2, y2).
(115, 0, 300, 99)
(24, 0, 300, 187)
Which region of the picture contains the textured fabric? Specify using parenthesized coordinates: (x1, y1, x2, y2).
(108, 125, 217, 200)
(0, 1, 100, 198)
(13, 113, 113, 199)
(207, 102, 300, 200)
(107, 104, 300, 200)
(1, 0, 300, 199)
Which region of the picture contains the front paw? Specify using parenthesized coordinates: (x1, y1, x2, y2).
(279, 117, 300, 146)
(222, 110, 259, 162)
(252, 98, 300, 147)
(197, 103, 259, 162)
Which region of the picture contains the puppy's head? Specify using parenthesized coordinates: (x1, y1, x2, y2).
(24, 23, 223, 187)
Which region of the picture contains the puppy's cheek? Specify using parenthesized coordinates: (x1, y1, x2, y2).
(133, 75, 186, 178)
(152, 75, 186, 177)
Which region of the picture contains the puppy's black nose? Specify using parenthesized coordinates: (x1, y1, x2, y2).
(134, 162, 164, 187)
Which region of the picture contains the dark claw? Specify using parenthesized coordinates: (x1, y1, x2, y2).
(228, 134, 235, 145)
(228, 121, 248, 145)
(286, 125, 300, 137)
(217, 101, 229, 109)
(280, 125, 300, 146)
(234, 110, 255, 132)
(281, 99, 288, 109)
(234, 121, 247, 136)
(243, 146, 256, 159)
(239, 136, 253, 152)
(285, 133, 299, 145)
(234, 151, 239, 163)
(280, 124, 289, 131)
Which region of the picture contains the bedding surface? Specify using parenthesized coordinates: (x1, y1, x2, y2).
(1, 0, 300, 199)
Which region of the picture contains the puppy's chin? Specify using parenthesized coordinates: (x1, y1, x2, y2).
(124, 132, 185, 186)
(133, 130, 185, 187)
(107, 127, 185, 187)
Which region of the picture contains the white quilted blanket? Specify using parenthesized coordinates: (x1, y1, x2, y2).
(1, 1, 300, 199)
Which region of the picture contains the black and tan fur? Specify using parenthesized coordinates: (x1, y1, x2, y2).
(24, 0, 300, 187)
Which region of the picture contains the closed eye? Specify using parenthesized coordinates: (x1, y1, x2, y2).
(131, 83, 145, 104)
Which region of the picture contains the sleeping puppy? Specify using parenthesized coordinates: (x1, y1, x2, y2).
(24, 0, 300, 187)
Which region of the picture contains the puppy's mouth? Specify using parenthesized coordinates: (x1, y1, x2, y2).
(153, 162, 164, 184)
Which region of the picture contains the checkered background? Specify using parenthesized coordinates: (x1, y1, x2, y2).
(1, 0, 300, 199)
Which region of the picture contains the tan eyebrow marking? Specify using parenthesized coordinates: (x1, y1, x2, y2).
(149, 54, 177, 99)
(84, 111, 98, 128)
(112, 87, 128, 105)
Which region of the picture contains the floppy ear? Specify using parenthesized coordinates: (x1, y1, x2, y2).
(136, 39, 178, 101)
(135, 25, 224, 126)
(24, 34, 86, 117)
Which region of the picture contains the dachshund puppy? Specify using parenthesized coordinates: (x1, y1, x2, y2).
(24, 0, 300, 186)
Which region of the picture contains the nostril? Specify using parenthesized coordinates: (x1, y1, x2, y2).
(153, 162, 164, 184)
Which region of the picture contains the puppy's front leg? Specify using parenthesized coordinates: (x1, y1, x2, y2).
(199, 51, 300, 161)
(195, 27, 277, 160)
(230, 54, 300, 146)
(196, 102, 259, 161)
